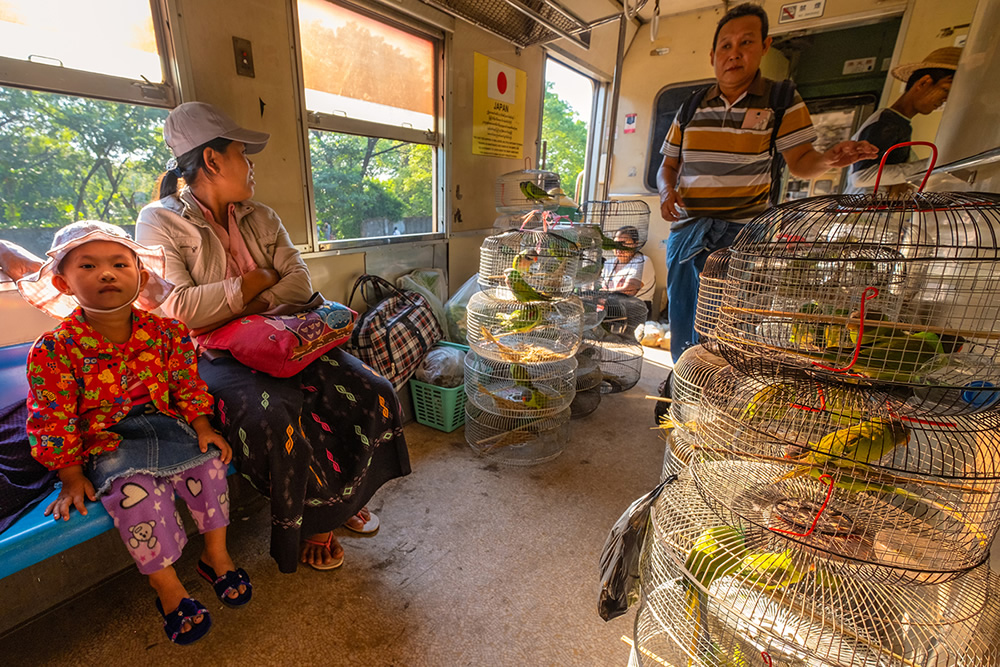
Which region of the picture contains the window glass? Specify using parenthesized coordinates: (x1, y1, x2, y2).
(0, 85, 169, 256)
(310, 130, 433, 242)
(0, 0, 163, 82)
(645, 82, 712, 191)
(298, 0, 435, 131)
(542, 59, 593, 203)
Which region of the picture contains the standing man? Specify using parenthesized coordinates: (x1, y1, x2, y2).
(657, 2, 877, 363)
(847, 47, 962, 194)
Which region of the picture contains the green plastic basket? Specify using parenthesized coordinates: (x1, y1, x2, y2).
(409, 342, 469, 433)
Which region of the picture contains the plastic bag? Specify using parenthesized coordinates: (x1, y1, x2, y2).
(443, 273, 482, 344)
(397, 269, 449, 338)
(414, 345, 467, 387)
(598, 477, 673, 621)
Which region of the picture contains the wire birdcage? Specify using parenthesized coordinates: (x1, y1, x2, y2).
(691, 367, 1000, 584)
(585, 327, 644, 394)
(694, 248, 732, 350)
(660, 430, 685, 480)
(574, 342, 603, 392)
(551, 223, 604, 287)
(669, 344, 730, 465)
(466, 289, 583, 363)
(464, 404, 570, 465)
(577, 289, 607, 330)
(600, 292, 649, 337)
(570, 386, 602, 419)
(634, 470, 1000, 667)
(478, 230, 582, 296)
(495, 169, 560, 213)
(581, 199, 651, 251)
(464, 353, 576, 417)
(713, 191, 1000, 415)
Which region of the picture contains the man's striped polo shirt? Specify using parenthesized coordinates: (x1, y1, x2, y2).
(661, 72, 817, 226)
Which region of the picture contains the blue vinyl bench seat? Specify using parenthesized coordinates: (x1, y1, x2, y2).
(0, 342, 234, 581)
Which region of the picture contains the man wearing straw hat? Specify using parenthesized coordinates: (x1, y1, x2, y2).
(847, 47, 962, 194)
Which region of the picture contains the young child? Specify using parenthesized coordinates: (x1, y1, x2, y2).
(18, 221, 251, 646)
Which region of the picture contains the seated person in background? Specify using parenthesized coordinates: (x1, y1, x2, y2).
(18, 221, 250, 645)
(0, 239, 43, 283)
(847, 47, 962, 195)
(601, 226, 655, 302)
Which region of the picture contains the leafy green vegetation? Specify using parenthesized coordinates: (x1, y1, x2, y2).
(541, 81, 588, 197)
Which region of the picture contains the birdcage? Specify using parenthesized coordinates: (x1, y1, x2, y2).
(548, 223, 603, 287)
(466, 290, 583, 363)
(478, 229, 582, 296)
(570, 386, 602, 419)
(713, 191, 1000, 416)
(600, 292, 649, 337)
(690, 367, 1000, 584)
(464, 353, 576, 417)
(464, 404, 571, 465)
(634, 470, 1000, 667)
(585, 327, 643, 394)
(580, 199, 651, 251)
(668, 344, 730, 465)
(574, 342, 603, 392)
(495, 168, 560, 213)
(660, 430, 685, 480)
(694, 248, 732, 351)
(577, 290, 607, 330)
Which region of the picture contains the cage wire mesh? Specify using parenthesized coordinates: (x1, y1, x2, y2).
(464, 403, 570, 465)
(713, 192, 1000, 415)
(668, 344, 730, 467)
(600, 292, 649, 337)
(581, 199, 651, 251)
(578, 289, 608, 330)
(464, 352, 576, 417)
(660, 429, 685, 481)
(690, 366, 1000, 584)
(574, 341, 603, 392)
(478, 229, 582, 296)
(634, 470, 1000, 667)
(495, 168, 560, 213)
(584, 327, 644, 394)
(570, 386, 602, 419)
(466, 289, 583, 363)
(694, 248, 732, 351)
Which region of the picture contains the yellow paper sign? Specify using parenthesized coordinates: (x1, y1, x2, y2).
(472, 52, 526, 159)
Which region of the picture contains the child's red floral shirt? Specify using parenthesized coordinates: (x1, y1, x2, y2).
(26, 307, 214, 470)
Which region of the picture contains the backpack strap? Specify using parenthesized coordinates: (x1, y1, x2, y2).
(675, 86, 710, 138)
(767, 79, 798, 206)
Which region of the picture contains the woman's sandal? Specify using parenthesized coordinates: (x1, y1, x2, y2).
(302, 532, 344, 570)
(343, 510, 380, 535)
(155, 597, 212, 646)
(197, 560, 253, 607)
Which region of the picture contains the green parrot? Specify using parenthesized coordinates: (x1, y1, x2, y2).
(737, 549, 810, 591)
(793, 418, 910, 470)
(504, 250, 553, 302)
(741, 383, 796, 422)
(478, 365, 551, 411)
(495, 306, 543, 333)
(519, 180, 553, 202)
(682, 525, 746, 656)
(600, 231, 633, 251)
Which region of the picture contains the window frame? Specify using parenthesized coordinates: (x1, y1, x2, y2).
(292, 0, 447, 253)
(0, 0, 178, 108)
(644, 78, 715, 193)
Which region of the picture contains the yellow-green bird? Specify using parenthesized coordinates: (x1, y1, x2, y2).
(504, 250, 552, 302)
(683, 526, 746, 656)
(737, 549, 810, 591)
(519, 180, 553, 202)
(741, 383, 796, 423)
(495, 305, 543, 333)
(794, 418, 910, 470)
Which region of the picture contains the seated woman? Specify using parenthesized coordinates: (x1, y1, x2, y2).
(136, 102, 410, 573)
(600, 226, 656, 313)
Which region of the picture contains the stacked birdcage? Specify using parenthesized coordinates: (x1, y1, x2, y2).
(633, 150, 1000, 666)
(662, 344, 730, 478)
(464, 175, 584, 465)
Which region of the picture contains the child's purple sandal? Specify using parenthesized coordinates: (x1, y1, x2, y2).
(155, 597, 212, 645)
(197, 560, 253, 607)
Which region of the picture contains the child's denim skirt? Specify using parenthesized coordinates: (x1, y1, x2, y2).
(86, 404, 220, 497)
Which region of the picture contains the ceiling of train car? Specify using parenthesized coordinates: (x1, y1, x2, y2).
(632, 0, 722, 23)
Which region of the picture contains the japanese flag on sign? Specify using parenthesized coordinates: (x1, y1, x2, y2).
(487, 58, 516, 104)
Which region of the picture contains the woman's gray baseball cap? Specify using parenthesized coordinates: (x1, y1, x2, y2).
(163, 101, 270, 157)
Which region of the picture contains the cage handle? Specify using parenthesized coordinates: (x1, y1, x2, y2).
(769, 473, 834, 538)
(811, 286, 879, 373)
(872, 141, 938, 194)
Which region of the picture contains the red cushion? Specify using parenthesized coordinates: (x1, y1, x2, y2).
(198, 301, 357, 377)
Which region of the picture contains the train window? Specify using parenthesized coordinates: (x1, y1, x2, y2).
(297, 0, 441, 246)
(0, 1, 174, 254)
(644, 81, 713, 192)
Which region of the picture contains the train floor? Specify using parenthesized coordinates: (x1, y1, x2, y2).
(0, 347, 672, 667)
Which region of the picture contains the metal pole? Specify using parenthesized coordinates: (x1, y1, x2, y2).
(602, 12, 628, 200)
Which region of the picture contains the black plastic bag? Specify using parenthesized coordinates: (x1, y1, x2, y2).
(598, 476, 675, 621)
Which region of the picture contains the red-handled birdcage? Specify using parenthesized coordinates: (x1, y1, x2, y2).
(580, 199, 651, 252)
(633, 470, 1000, 667)
(692, 366, 1000, 584)
(694, 248, 732, 352)
(466, 289, 583, 363)
(713, 145, 1000, 415)
(478, 229, 582, 296)
(464, 353, 576, 417)
(495, 168, 560, 213)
